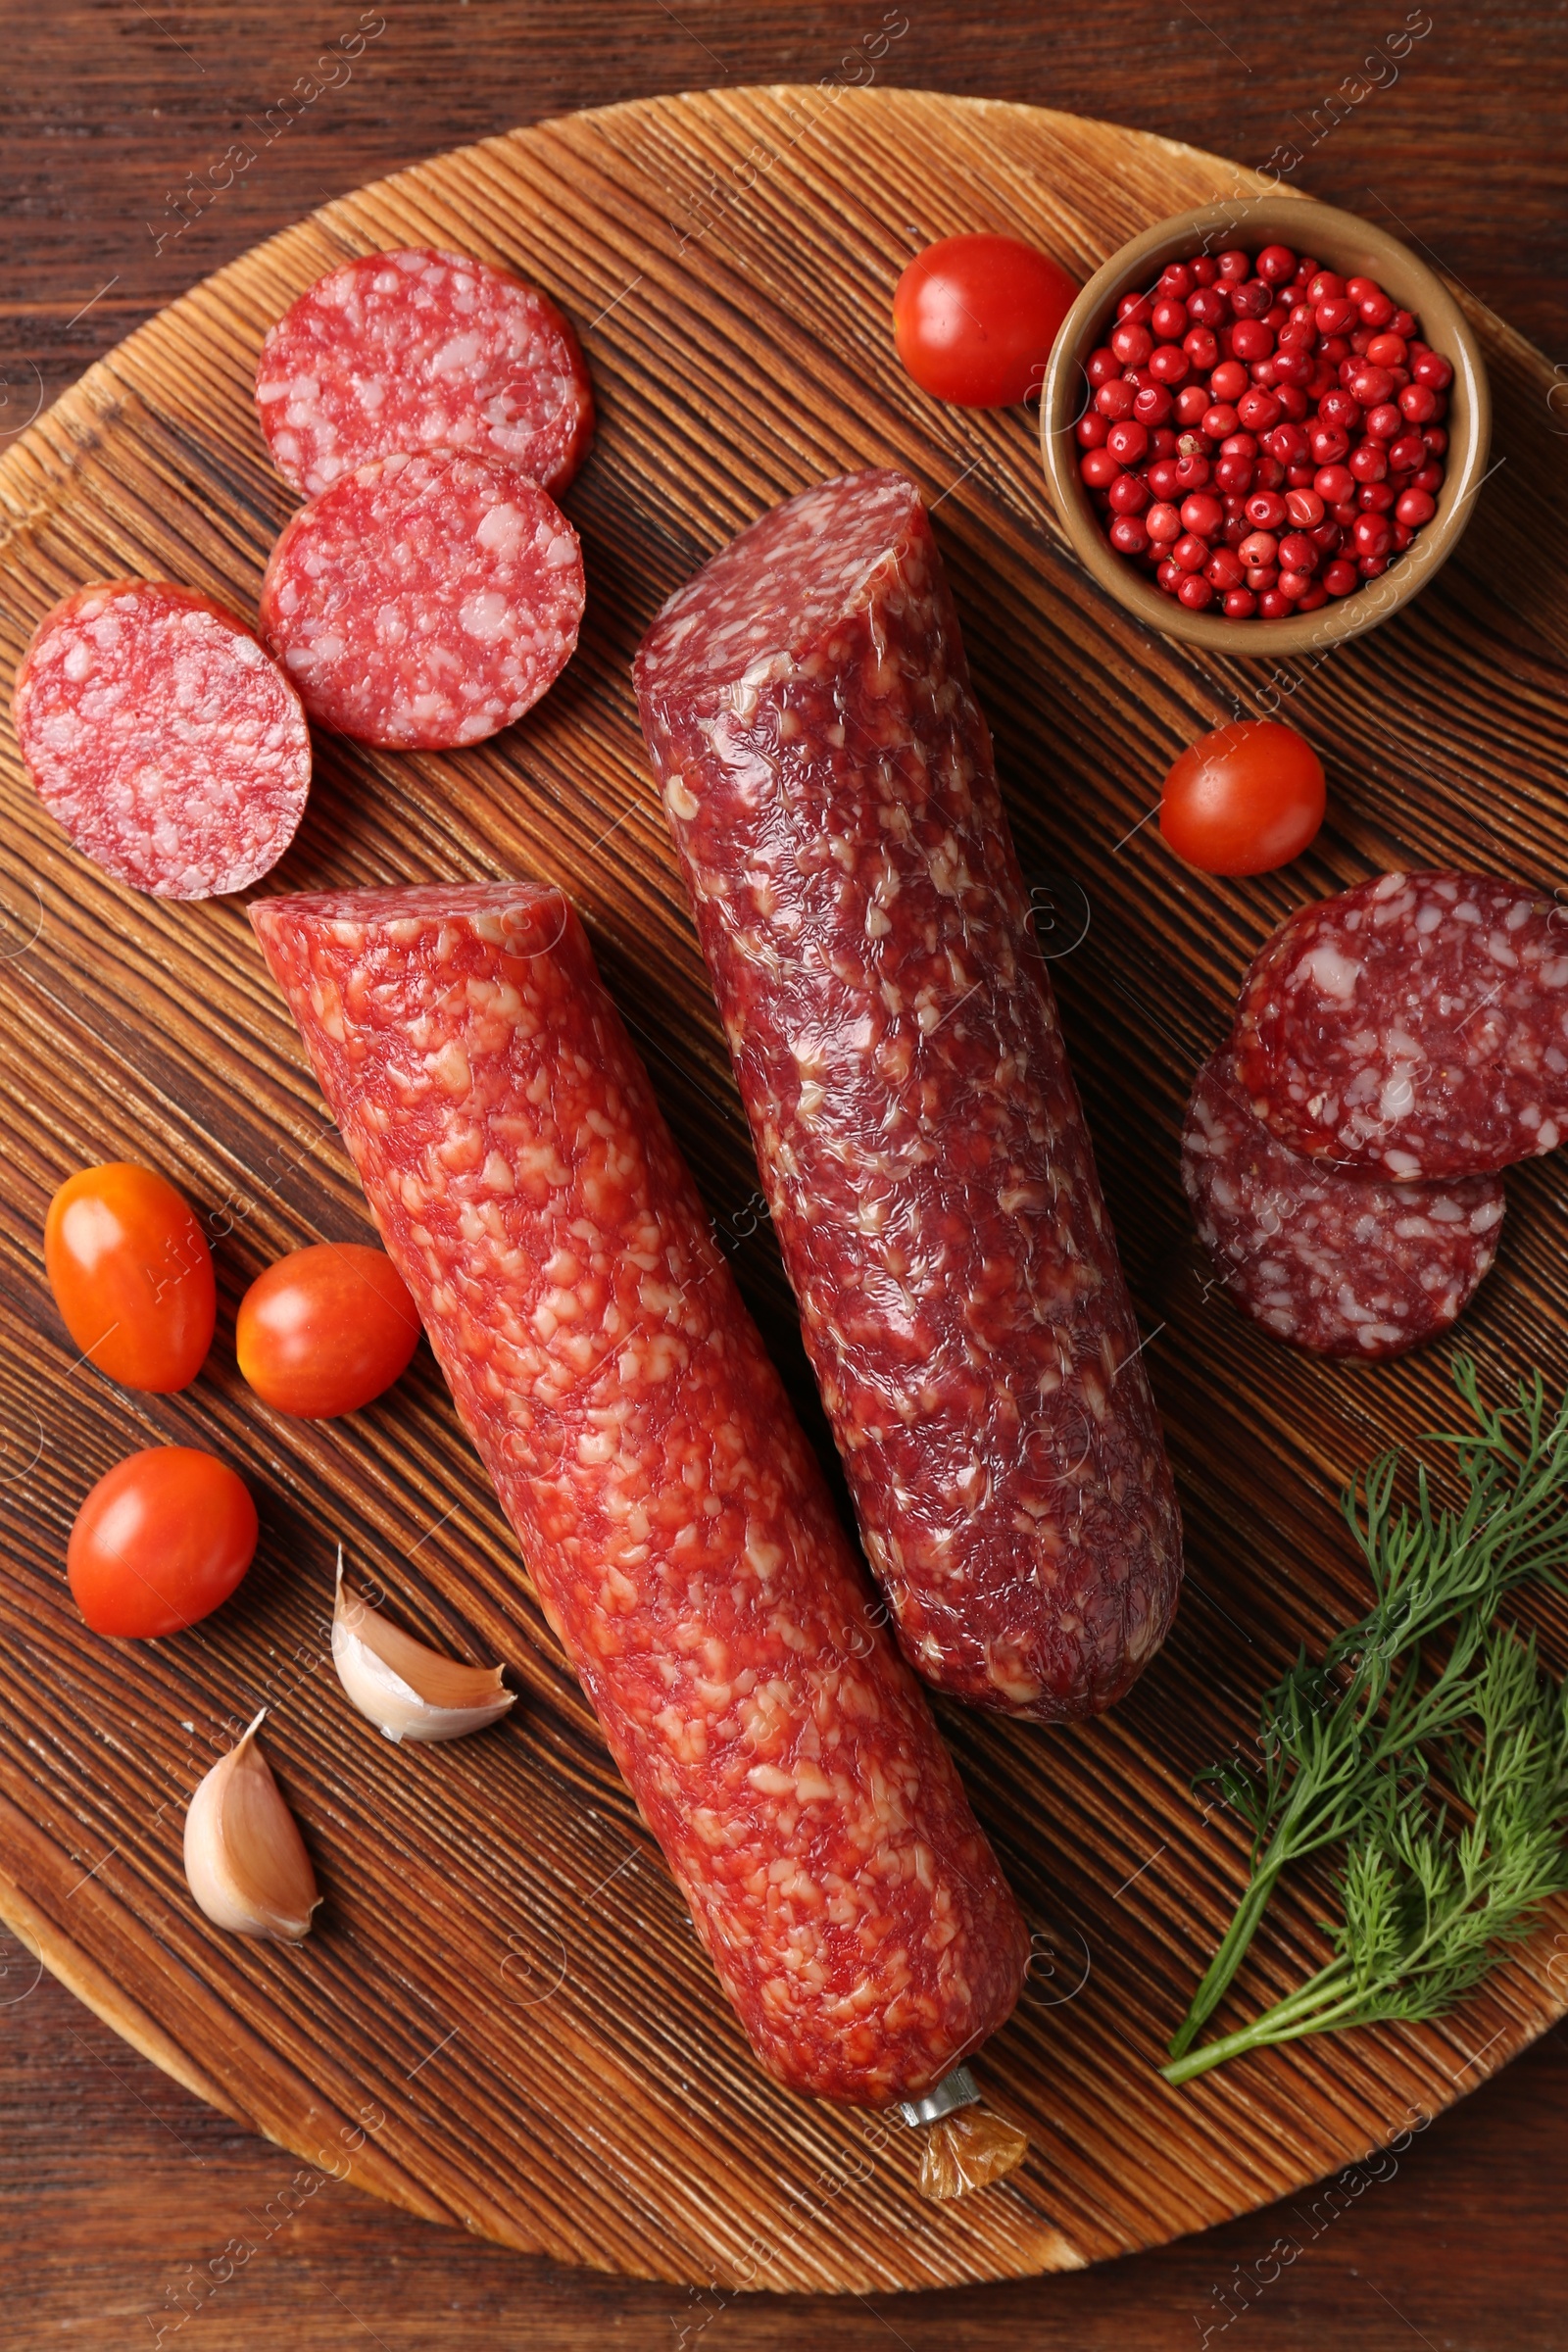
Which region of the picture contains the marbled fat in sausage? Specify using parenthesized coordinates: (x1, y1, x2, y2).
(634, 469, 1182, 1722)
(259, 452, 584, 751)
(13, 581, 311, 900)
(255, 247, 594, 499)
(251, 882, 1027, 2105)
(1183, 1048, 1505, 1357)
(1234, 870, 1568, 1179)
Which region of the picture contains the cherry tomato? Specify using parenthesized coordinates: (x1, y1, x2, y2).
(236, 1244, 420, 1418)
(68, 1447, 258, 1638)
(1159, 720, 1327, 876)
(892, 233, 1079, 408)
(44, 1162, 215, 1393)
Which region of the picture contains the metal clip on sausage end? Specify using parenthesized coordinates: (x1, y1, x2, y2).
(899, 2066, 1030, 2202)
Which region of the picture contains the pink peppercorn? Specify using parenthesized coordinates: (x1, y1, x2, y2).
(1238, 389, 1282, 432)
(1315, 297, 1358, 336)
(1085, 247, 1450, 622)
(1180, 492, 1225, 537)
(1348, 363, 1396, 407)
(1273, 347, 1315, 388)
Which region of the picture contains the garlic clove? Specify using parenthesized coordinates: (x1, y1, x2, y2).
(183, 1710, 321, 1942)
(332, 1549, 514, 1743)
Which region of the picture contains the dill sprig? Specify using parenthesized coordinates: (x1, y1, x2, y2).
(1164, 1625, 1568, 2083)
(1164, 1360, 1568, 2081)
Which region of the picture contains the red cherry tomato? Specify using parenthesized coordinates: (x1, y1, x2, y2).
(44, 1162, 215, 1393)
(236, 1244, 420, 1419)
(1159, 720, 1327, 876)
(892, 233, 1079, 408)
(68, 1447, 258, 1638)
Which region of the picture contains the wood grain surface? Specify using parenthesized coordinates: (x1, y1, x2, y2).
(2, 8, 1566, 2345)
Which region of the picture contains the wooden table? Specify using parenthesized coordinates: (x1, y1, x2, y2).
(3, 7, 1563, 2344)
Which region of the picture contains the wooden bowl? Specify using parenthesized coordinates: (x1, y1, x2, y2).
(1040, 195, 1491, 656)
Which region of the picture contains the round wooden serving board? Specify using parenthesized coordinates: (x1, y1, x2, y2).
(2, 86, 1567, 2297)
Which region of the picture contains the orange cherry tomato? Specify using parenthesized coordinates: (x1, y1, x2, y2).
(68, 1447, 258, 1638)
(44, 1162, 216, 1393)
(892, 232, 1079, 407)
(1158, 720, 1327, 876)
(236, 1243, 420, 1418)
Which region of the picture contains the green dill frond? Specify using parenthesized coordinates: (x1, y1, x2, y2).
(1166, 1364, 1568, 2077)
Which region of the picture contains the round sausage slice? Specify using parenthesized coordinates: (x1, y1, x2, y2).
(258, 452, 585, 751)
(1234, 870, 1568, 1179)
(1183, 1047, 1505, 1358)
(12, 581, 311, 900)
(255, 247, 595, 499)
